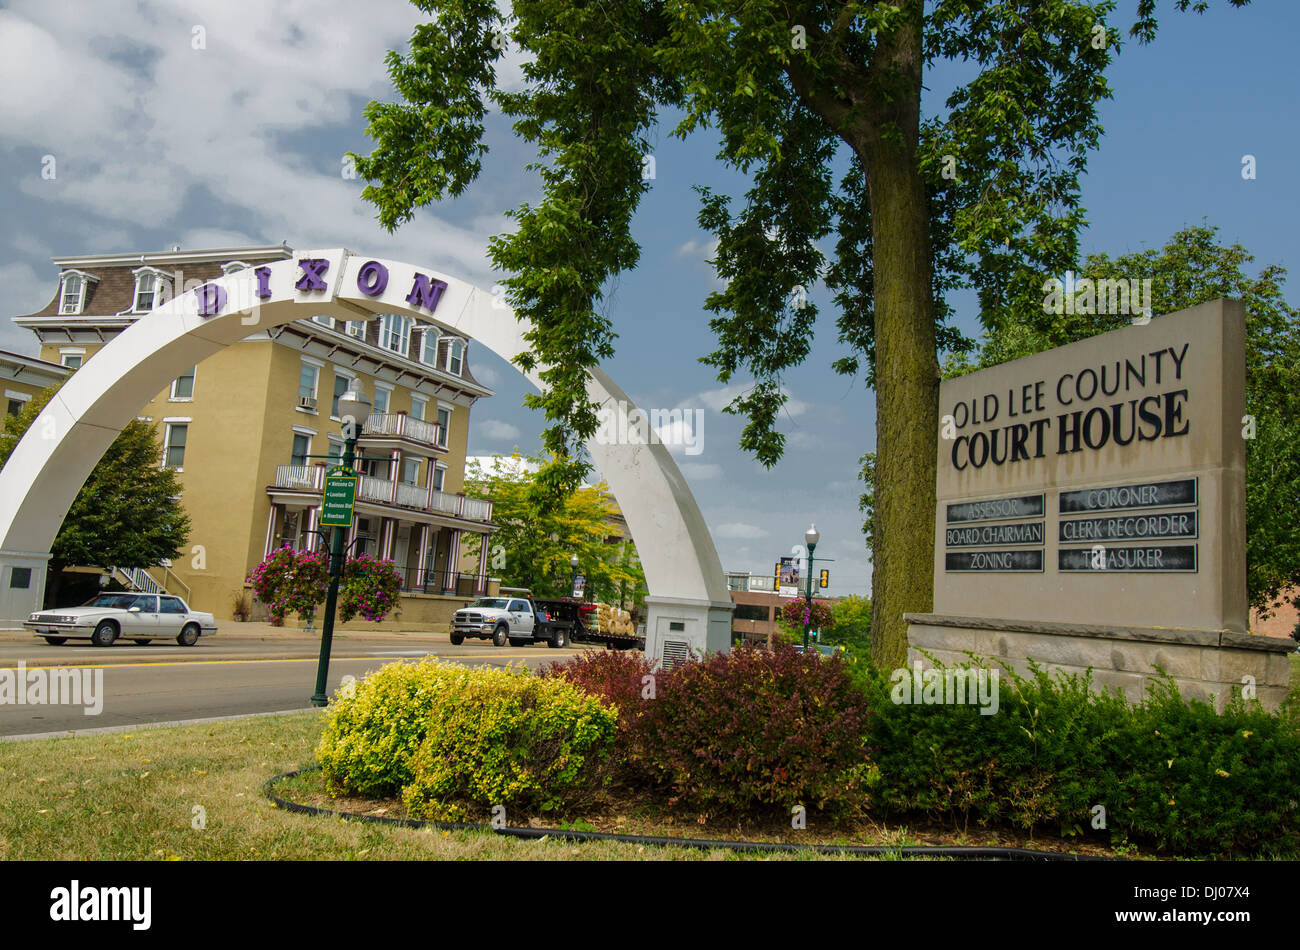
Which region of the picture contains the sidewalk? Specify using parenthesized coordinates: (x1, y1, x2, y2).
(0, 620, 451, 641)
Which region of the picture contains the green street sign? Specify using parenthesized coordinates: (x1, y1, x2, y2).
(321, 467, 358, 527)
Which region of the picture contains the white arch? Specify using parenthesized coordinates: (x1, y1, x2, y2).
(0, 250, 733, 658)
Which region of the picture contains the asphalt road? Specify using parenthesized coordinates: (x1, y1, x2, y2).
(0, 630, 581, 738)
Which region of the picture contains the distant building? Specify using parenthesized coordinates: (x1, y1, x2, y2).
(1, 349, 70, 418)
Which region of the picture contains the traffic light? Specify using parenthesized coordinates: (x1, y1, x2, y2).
(819, 569, 829, 589)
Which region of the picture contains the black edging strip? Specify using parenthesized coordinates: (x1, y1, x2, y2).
(263, 767, 1124, 861)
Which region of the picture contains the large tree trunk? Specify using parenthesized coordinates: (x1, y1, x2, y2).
(858, 8, 938, 670)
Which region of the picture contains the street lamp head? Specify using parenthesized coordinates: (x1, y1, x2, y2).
(805, 523, 820, 548)
(570, 554, 579, 568)
(337, 379, 373, 434)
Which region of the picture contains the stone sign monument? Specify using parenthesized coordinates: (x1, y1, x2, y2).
(905, 299, 1292, 710)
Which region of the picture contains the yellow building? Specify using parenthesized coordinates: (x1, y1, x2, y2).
(11, 244, 498, 623)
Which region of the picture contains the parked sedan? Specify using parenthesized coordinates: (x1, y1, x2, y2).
(25, 592, 218, 647)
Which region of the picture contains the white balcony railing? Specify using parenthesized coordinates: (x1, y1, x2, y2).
(395, 481, 427, 509)
(361, 412, 443, 448)
(358, 476, 394, 505)
(270, 465, 494, 523)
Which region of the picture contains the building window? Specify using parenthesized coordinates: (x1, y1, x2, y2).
(327, 438, 343, 464)
(410, 396, 427, 421)
(163, 423, 188, 469)
(6, 398, 23, 417)
(132, 269, 169, 312)
(291, 433, 310, 467)
(298, 363, 319, 408)
(402, 457, 420, 485)
(311, 314, 334, 329)
(373, 386, 391, 414)
(171, 367, 196, 400)
(346, 321, 366, 340)
(222, 261, 249, 275)
(419, 328, 439, 367)
(60, 273, 90, 315)
(59, 348, 85, 369)
(380, 314, 411, 356)
(433, 464, 446, 492)
(444, 338, 464, 376)
(435, 406, 451, 449)
(331, 373, 353, 417)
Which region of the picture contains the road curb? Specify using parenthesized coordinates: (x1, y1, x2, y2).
(0, 707, 325, 743)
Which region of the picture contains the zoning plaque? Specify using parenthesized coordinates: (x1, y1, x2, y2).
(946, 493, 1045, 524)
(945, 550, 1044, 572)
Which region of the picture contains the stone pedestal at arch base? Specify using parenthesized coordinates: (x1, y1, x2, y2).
(0, 551, 51, 629)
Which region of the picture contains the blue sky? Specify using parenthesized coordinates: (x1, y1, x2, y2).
(1, 0, 1296, 596)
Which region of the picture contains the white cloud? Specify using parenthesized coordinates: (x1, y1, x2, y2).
(714, 522, 767, 540)
(0, 261, 50, 353)
(696, 382, 809, 418)
(673, 236, 719, 261)
(478, 419, 521, 440)
(679, 462, 722, 480)
(471, 360, 504, 387)
(0, 0, 511, 298)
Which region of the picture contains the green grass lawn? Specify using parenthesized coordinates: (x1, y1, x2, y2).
(0, 712, 859, 861)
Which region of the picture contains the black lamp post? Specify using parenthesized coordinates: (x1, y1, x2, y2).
(569, 553, 579, 598)
(310, 379, 371, 707)
(802, 523, 820, 652)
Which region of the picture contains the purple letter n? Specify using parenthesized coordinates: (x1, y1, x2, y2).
(405, 273, 448, 313)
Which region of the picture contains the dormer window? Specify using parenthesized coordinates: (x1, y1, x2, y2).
(58, 269, 96, 315)
(438, 337, 464, 376)
(418, 326, 439, 367)
(132, 267, 171, 312)
(380, 313, 412, 356)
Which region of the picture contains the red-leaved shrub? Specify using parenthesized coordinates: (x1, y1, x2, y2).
(546, 644, 875, 816)
(638, 643, 873, 816)
(543, 650, 662, 787)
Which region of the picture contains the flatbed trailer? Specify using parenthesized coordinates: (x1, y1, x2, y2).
(533, 597, 645, 651)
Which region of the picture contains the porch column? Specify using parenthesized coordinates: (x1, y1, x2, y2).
(475, 531, 489, 594)
(415, 523, 431, 588)
(263, 503, 280, 558)
(444, 528, 461, 593)
(381, 518, 395, 560)
(305, 505, 320, 552)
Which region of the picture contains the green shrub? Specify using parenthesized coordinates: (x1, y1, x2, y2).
(860, 657, 1300, 857)
(316, 659, 470, 797)
(1113, 680, 1300, 856)
(401, 666, 618, 821)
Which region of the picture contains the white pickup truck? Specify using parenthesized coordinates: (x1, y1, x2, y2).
(450, 595, 571, 648)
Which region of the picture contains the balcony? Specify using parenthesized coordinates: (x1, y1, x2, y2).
(359, 412, 444, 450)
(270, 464, 493, 523)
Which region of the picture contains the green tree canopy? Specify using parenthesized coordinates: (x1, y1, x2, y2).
(0, 386, 191, 602)
(353, 0, 1248, 666)
(463, 451, 648, 607)
(945, 223, 1300, 619)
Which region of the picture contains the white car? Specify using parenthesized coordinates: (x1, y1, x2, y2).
(25, 592, 218, 647)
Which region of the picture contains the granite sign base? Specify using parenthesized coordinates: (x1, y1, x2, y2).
(903, 612, 1293, 713)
